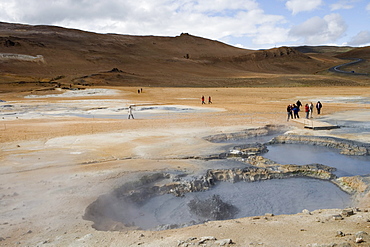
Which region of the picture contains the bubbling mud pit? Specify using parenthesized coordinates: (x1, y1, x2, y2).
(83, 126, 370, 231)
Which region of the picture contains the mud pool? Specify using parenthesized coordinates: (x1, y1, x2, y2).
(136, 178, 350, 230)
(85, 177, 350, 231)
(263, 144, 370, 177)
(84, 129, 370, 231)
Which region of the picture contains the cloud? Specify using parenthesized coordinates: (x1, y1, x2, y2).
(175, 0, 260, 13)
(0, 0, 132, 23)
(330, 0, 354, 11)
(0, 2, 19, 22)
(7, 0, 366, 49)
(0, 0, 291, 48)
(251, 25, 291, 45)
(0, 0, 260, 25)
(347, 31, 370, 46)
(289, 13, 347, 44)
(285, 0, 323, 15)
(234, 43, 247, 49)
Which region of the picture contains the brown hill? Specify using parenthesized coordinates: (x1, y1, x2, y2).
(336, 46, 370, 59)
(294, 45, 354, 56)
(0, 22, 368, 91)
(331, 46, 370, 74)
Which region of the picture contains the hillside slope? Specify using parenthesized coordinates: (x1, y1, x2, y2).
(0, 22, 368, 90)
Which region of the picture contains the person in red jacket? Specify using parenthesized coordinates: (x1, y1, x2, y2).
(305, 104, 310, 119)
(201, 95, 205, 104)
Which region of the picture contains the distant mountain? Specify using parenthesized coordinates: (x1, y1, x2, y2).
(294, 45, 354, 55)
(0, 22, 368, 90)
(335, 46, 370, 59)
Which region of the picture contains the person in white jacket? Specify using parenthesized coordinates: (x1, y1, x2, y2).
(309, 102, 314, 118)
(128, 105, 134, 119)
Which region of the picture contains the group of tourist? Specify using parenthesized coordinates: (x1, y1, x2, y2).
(287, 100, 323, 121)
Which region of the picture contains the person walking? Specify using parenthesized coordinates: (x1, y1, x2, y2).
(305, 104, 310, 119)
(201, 95, 205, 104)
(292, 104, 300, 119)
(316, 101, 322, 115)
(296, 100, 302, 109)
(287, 104, 293, 121)
(309, 102, 314, 118)
(208, 96, 212, 104)
(128, 105, 134, 119)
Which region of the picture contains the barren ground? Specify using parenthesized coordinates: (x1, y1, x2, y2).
(1, 86, 370, 247)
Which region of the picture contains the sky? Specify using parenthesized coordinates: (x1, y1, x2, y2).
(0, 0, 370, 50)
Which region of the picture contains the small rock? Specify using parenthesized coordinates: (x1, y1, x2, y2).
(355, 231, 368, 243)
(186, 237, 196, 241)
(332, 215, 343, 220)
(199, 236, 216, 244)
(336, 231, 345, 237)
(0, 237, 5, 241)
(355, 237, 364, 243)
(215, 239, 233, 246)
(177, 240, 187, 246)
(341, 209, 354, 217)
(265, 213, 274, 217)
(302, 209, 311, 215)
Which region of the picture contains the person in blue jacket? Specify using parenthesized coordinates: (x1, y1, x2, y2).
(292, 104, 300, 119)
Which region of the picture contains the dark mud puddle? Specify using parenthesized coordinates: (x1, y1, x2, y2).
(127, 178, 349, 230)
(85, 177, 350, 231)
(263, 144, 370, 177)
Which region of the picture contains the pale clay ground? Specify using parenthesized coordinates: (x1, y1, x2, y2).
(1, 87, 370, 247)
